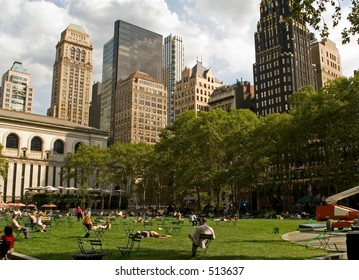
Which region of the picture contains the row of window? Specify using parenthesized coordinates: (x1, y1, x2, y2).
(3, 133, 84, 155)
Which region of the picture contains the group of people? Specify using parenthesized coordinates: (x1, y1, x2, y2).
(28, 210, 51, 232)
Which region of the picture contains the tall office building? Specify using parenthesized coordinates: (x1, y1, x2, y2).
(163, 34, 184, 125)
(253, 0, 315, 117)
(100, 20, 163, 143)
(99, 38, 113, 132)
(311, 38, 343, 91)
(114, 71, 167, 144)
(0, 61, 34, 113)
(47, 24, 93, 126)
(174, 61, 223, 119)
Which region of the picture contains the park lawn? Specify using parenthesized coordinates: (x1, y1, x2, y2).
(3, 216, 333, 260)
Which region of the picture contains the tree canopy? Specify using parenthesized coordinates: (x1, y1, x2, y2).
(290, 0, 359, 43)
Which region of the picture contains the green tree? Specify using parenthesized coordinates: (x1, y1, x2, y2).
(224, 109, 262, 212)
(290, 0, 359, 43)
(289, 74, 359, 197)
(63, 144, 108, 210)
(107, 142, 154, 209)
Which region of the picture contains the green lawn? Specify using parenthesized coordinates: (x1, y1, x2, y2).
(1, 215, 333, 260)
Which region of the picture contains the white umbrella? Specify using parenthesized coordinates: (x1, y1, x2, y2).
(65, 187, 77, 194)
(45, 186, 59, 192)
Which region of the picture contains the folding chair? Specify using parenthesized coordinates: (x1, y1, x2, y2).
(143, 220, 155, 231)
(122, 220, 135, 235)
(171, 220, 182, 234)
(90, 239, 104, 252)
(318, 229, 333, 250)
(198, 234, 214, 258)
(12, 225, 24, 239)
(118, 233, 142, 259)
(71, 238, 106, 260)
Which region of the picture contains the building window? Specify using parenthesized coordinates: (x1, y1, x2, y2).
(54, 140, 65, 154)
(6, 133, 19, 149)
(31, 137, 43, 151)
(74, 142, 84, 153)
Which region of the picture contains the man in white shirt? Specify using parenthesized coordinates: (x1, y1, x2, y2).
(188, 218, 215, 257)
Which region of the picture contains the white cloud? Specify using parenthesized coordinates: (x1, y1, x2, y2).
(0, 0, 358, 115)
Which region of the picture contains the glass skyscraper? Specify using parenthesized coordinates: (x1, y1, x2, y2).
(100, 20, 163, 143)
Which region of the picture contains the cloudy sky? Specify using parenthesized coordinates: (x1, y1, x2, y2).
(0, 0, 358, 115)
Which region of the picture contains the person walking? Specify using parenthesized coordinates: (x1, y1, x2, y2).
(76, 205, 83, 221)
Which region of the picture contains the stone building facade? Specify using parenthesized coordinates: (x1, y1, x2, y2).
(0, 109, 108, 202)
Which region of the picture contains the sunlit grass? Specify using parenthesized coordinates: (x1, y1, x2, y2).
(1, 216, 332, 260)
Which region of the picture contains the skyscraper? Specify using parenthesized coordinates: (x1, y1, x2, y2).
(163, 34, 184, 125)
(0, 61, 34, 113)
(100, 20, 163, 143)
(99, 38, 113, 133)
(311, 37, 344, 91)
(253, 0, 315, 117)
(47, 24, 93, 126)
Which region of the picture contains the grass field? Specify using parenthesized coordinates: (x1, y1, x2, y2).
(1, 215, 333, 260)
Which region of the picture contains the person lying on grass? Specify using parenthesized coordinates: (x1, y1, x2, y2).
(135, 230, 172, 238)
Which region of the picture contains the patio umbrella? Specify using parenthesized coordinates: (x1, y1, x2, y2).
(45, 186, 59, 192)
(14, 203, 26, 208)
(26, 204, 37, 209)
(41, 203, 57, 209)
(65, 187, 77, 193)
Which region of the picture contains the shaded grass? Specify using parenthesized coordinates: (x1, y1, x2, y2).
(1, 216, 333, 260)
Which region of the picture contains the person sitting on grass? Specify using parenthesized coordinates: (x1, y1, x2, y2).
(1, 226, 15, 260)
(83, 210, 111, 237)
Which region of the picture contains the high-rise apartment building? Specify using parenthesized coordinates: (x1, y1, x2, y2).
(114, 71, 167, 144)
(174, 61, 223, 119)
(253, 0, 315, 117)
(100, 20, 163, 143)
(311, 38, 343, 91)
(47, 24, 93, 126)
(163, 34, 184, 125)
(0, 61, 34, 113)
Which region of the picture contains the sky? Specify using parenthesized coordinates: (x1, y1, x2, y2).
(0, 0, 358, 115)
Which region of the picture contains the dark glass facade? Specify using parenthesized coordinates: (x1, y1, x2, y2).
(113, 20, 163, 82)
(105, 20, 163, 143)
(253, 0, 315, 117)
